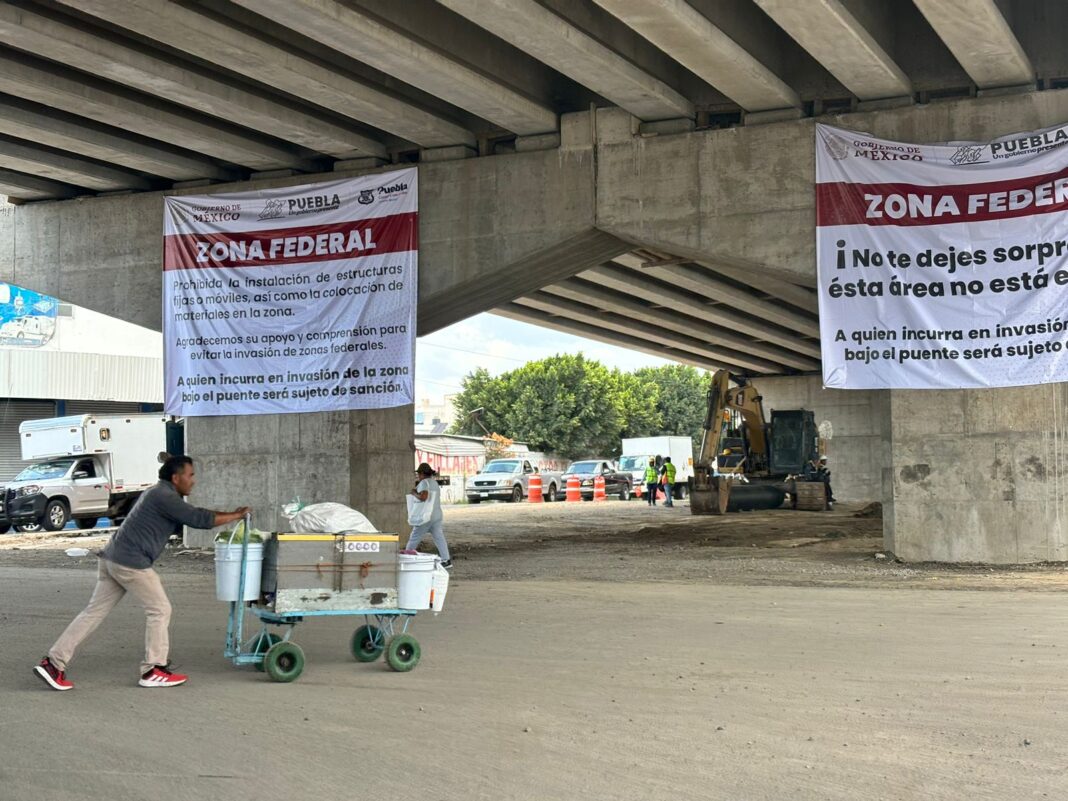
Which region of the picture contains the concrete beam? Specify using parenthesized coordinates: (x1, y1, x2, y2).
(0, 97, 235, 182)
(0, 169, 80, 201)
(58, 0, 475, 148)
(0, 3, 385, 159)
(437, 0, 693, 121)
(586, 263, 822, 366)
(233, 0, 556, 136)
(752, 0, 911, 101)
(0, 51, 311, 171)
(418, 229, 629, 335)
(699, 262, 820, 315)
(912, 0, 1034, 89)
(0, 136, 151, 192)
(590, 0, 800, 112)
(540, 278, 801, 371)
(493, 304, 722, 372)
(613, 254, 820, 337)
(515, 291, 783, 373)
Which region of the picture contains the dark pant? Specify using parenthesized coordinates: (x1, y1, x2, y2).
(647, 482, 658, 504)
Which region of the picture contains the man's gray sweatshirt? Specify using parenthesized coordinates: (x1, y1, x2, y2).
(101, 481, 215, 569)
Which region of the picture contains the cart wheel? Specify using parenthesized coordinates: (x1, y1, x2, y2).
(385, 634, 421, 672)
(351, 624, 385, 662)
(264, 641, 305, 682)
(253, 633, 282, 672)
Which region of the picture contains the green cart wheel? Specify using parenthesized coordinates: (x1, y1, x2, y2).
(351, 624, 385, 662)
(264, 641, 305, 683)
(385, 634, 421, 672)
(253, 633, 282, 672)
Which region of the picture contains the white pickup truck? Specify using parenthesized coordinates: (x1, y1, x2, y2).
(6, 414, 169, 531)
(465, 458, 563, 503)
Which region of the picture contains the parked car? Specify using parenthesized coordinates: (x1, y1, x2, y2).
(465, 458, 563, 503)
(557, 459, 632, 500)
(0, 485, 11, 533)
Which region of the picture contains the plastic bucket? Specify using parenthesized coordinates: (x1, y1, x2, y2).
(214, 543, 264, 602)
(397, 552, 438, 610)
(429, 565, 450, 613)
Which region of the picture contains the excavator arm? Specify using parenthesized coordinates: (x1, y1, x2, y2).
(691, 370, 773, 514)
(694, 371, 769, 474)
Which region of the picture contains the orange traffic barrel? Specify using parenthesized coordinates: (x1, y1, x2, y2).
(593, 475, 607, 501)
(565, 475, 581, 502)
(527, 474, 543, 503)
(633, 480, 642, 499)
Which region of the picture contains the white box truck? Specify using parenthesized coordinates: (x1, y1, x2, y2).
(7, 414, 168, 531)
(619, 436, 695, 500)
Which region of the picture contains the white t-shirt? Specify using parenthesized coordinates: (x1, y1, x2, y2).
(417, 478, 443, 523)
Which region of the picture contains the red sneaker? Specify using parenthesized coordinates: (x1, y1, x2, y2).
(34, 657, 74, 691)
(138, 665, 188, 688)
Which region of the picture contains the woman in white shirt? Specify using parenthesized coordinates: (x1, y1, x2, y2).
(405, 462, 451, 568)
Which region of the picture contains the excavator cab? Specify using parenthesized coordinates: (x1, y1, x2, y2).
(690, 371, 817, 515)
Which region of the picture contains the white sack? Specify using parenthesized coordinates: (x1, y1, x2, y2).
(289, 502, 378, 534)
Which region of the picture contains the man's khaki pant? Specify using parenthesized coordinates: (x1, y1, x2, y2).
(49, 558, 172, 676)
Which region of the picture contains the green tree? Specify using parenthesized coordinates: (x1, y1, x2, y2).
(615, 369, 661, 438)
(501, 354, 625, 458)
(448, 357, 710, 460)
(633, 364, 709, 445)
(449, 367, 510, 437)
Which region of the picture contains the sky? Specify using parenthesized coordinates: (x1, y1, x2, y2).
(414, 312, 678, 404)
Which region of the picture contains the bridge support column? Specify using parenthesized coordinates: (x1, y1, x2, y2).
(183, 405, 413, 546)
(884, 386, 1068, 563)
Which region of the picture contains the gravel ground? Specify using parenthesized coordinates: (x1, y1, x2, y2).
(4, 499, 1067, 592)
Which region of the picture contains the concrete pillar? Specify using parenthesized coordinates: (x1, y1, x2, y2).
(885, 386, 1068, 564)
(185, 405, 413, 544)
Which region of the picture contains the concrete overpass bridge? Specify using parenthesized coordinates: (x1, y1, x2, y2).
(1, 0, 1067, 562)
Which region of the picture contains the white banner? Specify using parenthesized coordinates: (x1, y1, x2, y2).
(816, 122, 1068, 389)
(163, 169, 417, 415)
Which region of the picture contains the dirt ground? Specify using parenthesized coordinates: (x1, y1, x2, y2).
(3, 500, 1068, 800)
(5, 499, 1067, 592)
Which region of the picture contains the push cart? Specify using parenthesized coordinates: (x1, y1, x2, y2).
(221, 517, 427, 682)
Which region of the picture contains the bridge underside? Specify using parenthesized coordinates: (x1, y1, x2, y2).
(0, 0, 1060, 203)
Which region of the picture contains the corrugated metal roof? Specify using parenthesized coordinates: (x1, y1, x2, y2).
(414, 435, 487, 457)
(0, 349, 161, 402)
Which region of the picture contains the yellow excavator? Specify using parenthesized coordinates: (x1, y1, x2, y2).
(690, 370, 819, 514)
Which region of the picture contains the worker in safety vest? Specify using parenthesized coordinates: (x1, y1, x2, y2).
(659, 457, 677, 507)
(643, 459, 660, 506)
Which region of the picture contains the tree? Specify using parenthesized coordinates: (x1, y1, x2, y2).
(633, 364, 709, 445)
(502, 354, 625, 458)
(450, 367, 510, 437)
(448, 356, 710, 460)
(615, 369, 661, 438)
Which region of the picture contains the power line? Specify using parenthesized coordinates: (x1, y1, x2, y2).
(417, 340, 527, 363)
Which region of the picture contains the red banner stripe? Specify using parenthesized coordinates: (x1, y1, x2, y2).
(163, 211, 418, 270)
(817, 165, 1068, 227)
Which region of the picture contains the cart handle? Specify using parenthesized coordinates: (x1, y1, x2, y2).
(227, 515, 250, 546)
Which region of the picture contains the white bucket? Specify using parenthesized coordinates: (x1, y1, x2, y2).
(429, 565, 450, 614)
(397, 552, 438, 610)
(214, 543, 264, 602)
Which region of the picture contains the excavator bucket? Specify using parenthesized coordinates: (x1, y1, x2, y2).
(690, 476, 731, 515)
